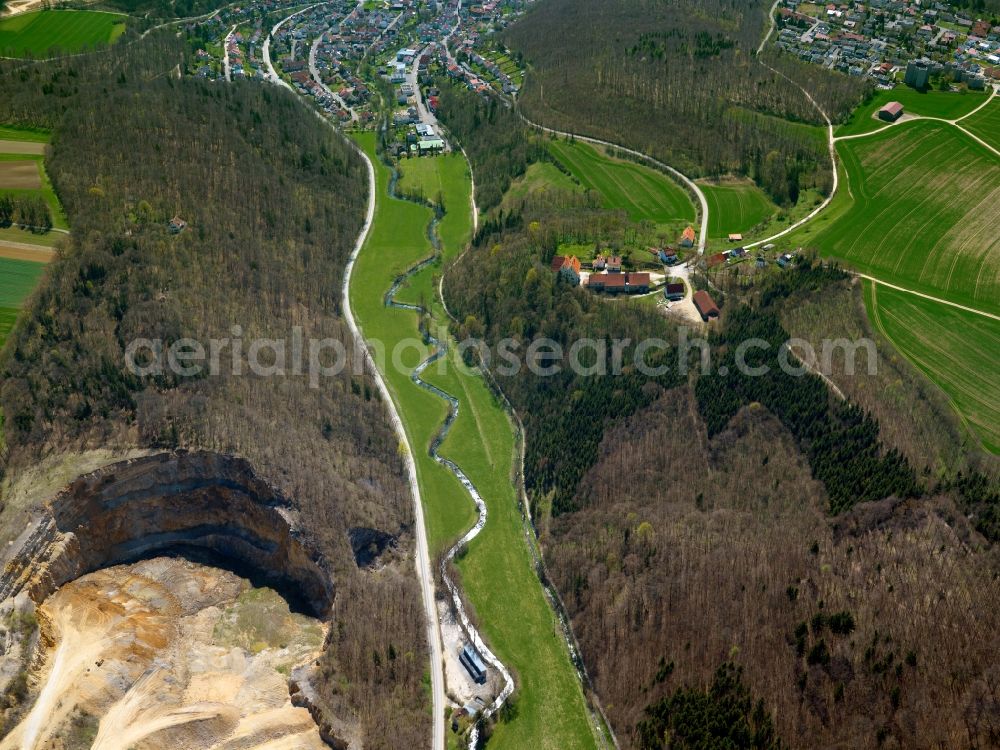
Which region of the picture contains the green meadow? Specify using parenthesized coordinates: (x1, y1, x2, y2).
(349, 135, 599, 749)
(962, 96, 1000, 152)
(804, 120, 999, 314)
(835, 87, 990, 137)
(0, 10, 126, 57)
(699, 178, 778, 240)
(547, 139, 694, 227)
(866, 281, 1000, 454)
(0, 257, 45, 349)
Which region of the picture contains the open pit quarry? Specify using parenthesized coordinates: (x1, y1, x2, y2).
(2, 557, 327, 749)
(0, 451, 353, 748)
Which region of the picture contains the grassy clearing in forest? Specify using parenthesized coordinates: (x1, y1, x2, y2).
(0, 256, 45, 349)
(547, 139, 694, 227)
(700, 178, 778, 240)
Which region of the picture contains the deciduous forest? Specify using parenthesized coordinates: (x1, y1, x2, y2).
(439, 77, 1000, 746)
(0, 32, 428, 747)
(505, 0, 869, 204)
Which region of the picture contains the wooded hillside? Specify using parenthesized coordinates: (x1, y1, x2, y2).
(0, 33, 428, 747)
(439, 81, 999, 740)
(505, 0, 868, 204)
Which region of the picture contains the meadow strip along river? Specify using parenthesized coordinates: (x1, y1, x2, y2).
(382, 167, 516, 742)
(347, 132, 604, 749)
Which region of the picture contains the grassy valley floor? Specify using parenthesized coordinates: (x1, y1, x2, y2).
(348, 136, 600, 749)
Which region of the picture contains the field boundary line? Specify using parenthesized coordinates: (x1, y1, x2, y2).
(860, 274, 999, 321)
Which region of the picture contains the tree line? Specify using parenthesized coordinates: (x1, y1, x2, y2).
(0, 194, 52, 233)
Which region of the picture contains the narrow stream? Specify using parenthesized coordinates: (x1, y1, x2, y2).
(383, 162, 514, 747)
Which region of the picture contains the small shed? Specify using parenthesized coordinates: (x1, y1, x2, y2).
(693, 290, 720, 321)
(460, 643, 487, 684)
(879, 101, 904, 122)
(168, 216, 187, 234)
(664, 282, 685, 301)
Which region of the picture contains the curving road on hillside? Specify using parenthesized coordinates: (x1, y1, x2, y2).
(517, 114, 710, 254)
(264, 9, 446, 749)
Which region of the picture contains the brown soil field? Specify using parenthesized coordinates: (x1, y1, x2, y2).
(0, 160, 41, 189)
(0, 241, 54, 262)
(0, 140, 45, 155)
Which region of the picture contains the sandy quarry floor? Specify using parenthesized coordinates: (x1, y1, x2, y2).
(1, 557, 328, 750)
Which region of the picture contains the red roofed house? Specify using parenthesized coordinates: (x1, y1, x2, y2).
(693, 290, 720, 321)
(607, 255, 623, 272)
(664, 282, 685, 301)
(879, 101, 904, 122)
(600, 273, 627, 292)
(551, 255, 582, 285)
(706, 252, 727, 268)
(680, 226, 696, 248)
(626, 273, 650, 293)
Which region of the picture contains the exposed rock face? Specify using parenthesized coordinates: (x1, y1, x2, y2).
(1, 557, 329, 750)
(0, 450, 334, 617)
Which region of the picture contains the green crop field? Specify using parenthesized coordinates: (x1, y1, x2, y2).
(962, 96, 1000, 153)
(0, 257, 45, 349)
(866, 281, 1000, 454)
(805, 120, 999, 313)
(547, 139, 695, 227)
(700, 178, 778, 239)
(0, 10, 125, 57)
(835, 88, 990, 137)
(349, 133, 599, 750)
(0, 125, 49, 143)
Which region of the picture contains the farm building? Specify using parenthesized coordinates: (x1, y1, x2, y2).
(728, 233, 743, 242)
(664, 282, 685, 301)
(460, 644, 487, 684)
(777, 253, 795, 268)
(693, 290, 720, 321)
(551, 255, 582, 285)
(657, 247, 679, 264)
(607, 255, 623, 273)
(680, 226, 696, 248)
(706, 252, 727, 268)
(587, 272, 649, 294)
(879, 101, 904, 122)
(627, 272, 651, 293)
